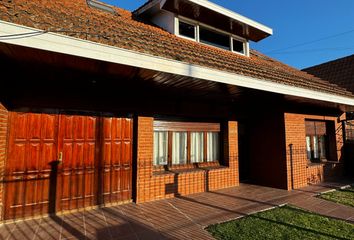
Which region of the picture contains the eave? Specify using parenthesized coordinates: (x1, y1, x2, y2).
(0, 20, 353, 111)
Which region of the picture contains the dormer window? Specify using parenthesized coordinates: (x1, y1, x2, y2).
(199, 27, 230, 50)
(232, 38, 245, 54)
(178, 20, 196, 40)
(175, 17, 249, 56)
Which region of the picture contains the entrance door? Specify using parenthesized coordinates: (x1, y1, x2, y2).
(4, 112, 58, 220)
(4, 112, 133, 220)
(101, 117, 133, 204)
(56, 115, 98, 211)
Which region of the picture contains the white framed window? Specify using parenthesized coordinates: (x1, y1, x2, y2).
(153, 121, 221, 167)
(191, 132, 204, 163)
(172, 132, 188, 165)
(176, 18, 197, 41)
(207, 132, 219, 162)
(199, 26, 230, 50)
(175, 16, 248, 56)
(153, 131, 168, 166)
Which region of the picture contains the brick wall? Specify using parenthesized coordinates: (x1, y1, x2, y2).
(284, 113, 344, 189)
(0, 103, 9, 220)
(136, 117, 239, 203)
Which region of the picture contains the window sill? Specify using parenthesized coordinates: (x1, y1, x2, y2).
(307, 160, 340, 167)
(153, 165, 228, 176)
(307, 162, 325, 167)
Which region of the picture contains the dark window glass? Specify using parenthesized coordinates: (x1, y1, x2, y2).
(233, 39, 244, 53)
(199, 27, 230, 50)
(179, 21, 196, 39)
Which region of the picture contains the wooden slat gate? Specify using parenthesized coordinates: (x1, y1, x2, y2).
(4, 112, 133, 220)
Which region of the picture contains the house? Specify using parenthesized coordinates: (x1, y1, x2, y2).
(304, 54, 354, 177)
(0, 0, 353, 221)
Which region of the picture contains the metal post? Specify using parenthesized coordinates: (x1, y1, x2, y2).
(289, 144, 294, 190)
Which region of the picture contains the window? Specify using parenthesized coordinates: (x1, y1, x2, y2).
(172, 132, 187, 165)
(199, 27, 230, 50)
(178, 20, 196, 40)
(305, 121, 328, 162)
(153, 131, 168, 166)
(176, 17, 247, 55)
(191, 132, 204, 163)
(345, 121, 354, 142)
(153, 121, 221, 168)
(232, 38, 245, 54)
(207, 132, 219, 162)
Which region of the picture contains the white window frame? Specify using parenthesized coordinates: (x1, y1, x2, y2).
(174, 16, 249, 56)
(175, 17, 198, 42)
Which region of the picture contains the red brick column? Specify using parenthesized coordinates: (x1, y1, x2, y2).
(136, 117, 154, 203)
(136, 117, 239, 203)
(0, 103, 9, 220)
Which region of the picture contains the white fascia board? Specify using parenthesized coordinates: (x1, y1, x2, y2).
(134, 0, 160, 16)
(138, 0, 273, 36)
(0, 20, 353, 107)
(174, 0, 273, 35)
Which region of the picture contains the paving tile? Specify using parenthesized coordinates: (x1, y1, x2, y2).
(33, 218, 61, 240)
(1, 182, 354, 240)
(0, 224, 16, 240)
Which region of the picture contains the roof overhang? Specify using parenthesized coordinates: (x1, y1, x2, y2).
(135, 0, 273, 42)
(0, 20, 353, 111)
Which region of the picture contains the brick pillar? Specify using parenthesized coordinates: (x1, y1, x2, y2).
(0, 103, 9, 220)
(136, 116, 154, 203)
(228, 121, 239, 167)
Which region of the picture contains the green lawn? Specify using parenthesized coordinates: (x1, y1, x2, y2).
(319, 186, 354, 208)
(207, 205, 354, 240)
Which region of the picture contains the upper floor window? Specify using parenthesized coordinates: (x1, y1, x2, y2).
(175, 17, 248, 56)
(199, 27, 230, 50)
(232, 39, 245, 54)
(178, 20, 196, 40)
(153, 121, 221, 168)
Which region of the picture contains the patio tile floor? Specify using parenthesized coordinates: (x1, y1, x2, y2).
(0, 182, 353, 240)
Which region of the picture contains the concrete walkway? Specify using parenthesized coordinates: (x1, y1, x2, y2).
(0, 182, 353, 240)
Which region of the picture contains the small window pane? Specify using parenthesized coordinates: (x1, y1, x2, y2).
(199, 27, 230, 50)
(172, 132, 187, 165)
(191, 132, 204, 163)
(179, 21, 196, 39)
(207, 132, 219, 162)
(306, 136, 311, 160)
(153, 131, 168, 166)
(233, 39, 244, 54)
(319, 135, 326, 159)
(313, 136, 319, 159)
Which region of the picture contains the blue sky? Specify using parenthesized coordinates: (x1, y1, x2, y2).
(104, 0, 354, 69)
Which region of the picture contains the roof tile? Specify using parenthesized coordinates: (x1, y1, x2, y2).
(0, 0, 353, 98)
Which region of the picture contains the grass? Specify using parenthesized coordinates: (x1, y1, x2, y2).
(319, 186, 354, 208)
(206, 205, 354, 240)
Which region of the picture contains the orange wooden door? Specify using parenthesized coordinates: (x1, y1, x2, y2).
(56, 114, 98, 211)
(102, 117, 133, 204)
(4, 112, 58, 220)
(4, 112, 133, 219)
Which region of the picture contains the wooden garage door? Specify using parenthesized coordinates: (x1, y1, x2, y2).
(4, 112, 133, 220)
(4, 112, 58, 220)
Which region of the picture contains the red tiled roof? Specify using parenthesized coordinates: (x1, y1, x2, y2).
(0, 0, 353, 98)
(304, 54, 354, 94)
